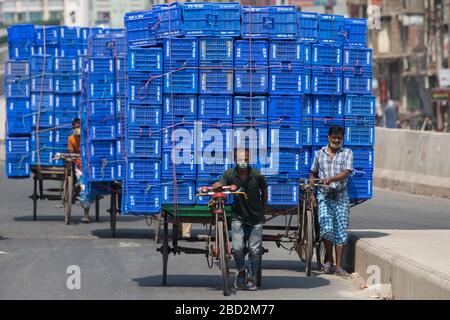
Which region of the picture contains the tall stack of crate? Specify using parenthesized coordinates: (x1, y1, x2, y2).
(5, 24, 34, 177)
(123, 47, 163, 214)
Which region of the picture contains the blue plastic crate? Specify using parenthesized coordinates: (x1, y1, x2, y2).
(303, 95, 313, 117)
(88, 34, 117, 57)
(344, 18, 367, 47)
(31, 149, 54, 166)
(311, 68, 342, 95)
(6, 99, 31, 136)
(104, 28, 124, 35)
(344, 116, 375, 146)
(161, 180, 196, 205)
(54, 94, 77, 112)
(268, 96, 301, 122)
(111, 33, 126, 56)
(343, 47, 372, 69)
(198, 121, 233, 151)
(163, 95, 197, 121)
(234, 68, 268, 94)
(199, 38, 234, 66)
(312, 118, 345, 147)
(128, 48, 163, 73)
(298, 12, 319, 43)
(261, 149, 302, 179)
(153, 3, 185, 39)
(234, 96, 267, 124)
(55, 111, 78, 128)
(122, 182, 161, 215)
(5, 78, 30, 98)
(116, 159, 125, 181)
(31, 75, 53, 93)
(233, 123, 268, 150)
(116, 116, 125, 138)
(59, 26, 81, 44)
(87, 120, 115, 140)
(163, 68, 198, 94)
(6, 137, 30, 154)
(268, 6, 298, 39)
(87, 156, 116, 182)
(88, 140, 115, 158)
(269, 41, 303, 66)
(312, 44, 342, 66)
(344, 95, 376, 117)
(54, 75, 81, 94)
(163, 38, 198, 68)
(54, 128, 72, 148)
(163, 123, 196, 150)
(115, 138, 125, 158)
(87, 99, 115, 119)
(199, 68, 234, 94)
(125, 12, 158, 48)
(313, 95, 344, 118)
(302, 117, 313, 146)
(127, 128, 161, 158)
(88, 57, 115, 74)
(9, 43, 36, 60)
(162, 149, 196, 179)
(348, 171, 373, 200)
(197, 154, 232, 181)
(56, 45, 82, 58)
(54, 56, 80, 73)
(31, 130, 53, 152)
(343, 69, 372, 95)
(235, 40, 269, 65)
(127, 159, 161, 182)
(116, 77, 127, 96)
(241, 6, 270, 39)
(128, 105, 162, 129)
(6, 155, 30, 178)
(267, 179, 299, 206)
(35, 26, 59, 45)
(269, 66, 310, 95)
(351, 147, 374, 170)
(89, 80, 115, 100)
(128, 74, 162, 105)
(31, 110, 54, 128)
(7, 24, 35, 43)
(318, 14, 346, 45)
(35, 45, 57, 56)
(268, 121, 302, 149)
(198, 95, 232, 121)
(5, 60, 30, 78)
(183, 2, 241, 37)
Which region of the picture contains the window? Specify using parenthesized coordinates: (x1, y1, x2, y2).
(50, 11, 63, 20)
(97, 11, 111, 23)
(2, 13, 15, 24)
(29, 12, 44, 22)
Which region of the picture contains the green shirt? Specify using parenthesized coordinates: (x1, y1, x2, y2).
(219, 166, 268, 225)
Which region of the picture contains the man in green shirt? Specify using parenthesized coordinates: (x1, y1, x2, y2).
(213, 148, 268, 291)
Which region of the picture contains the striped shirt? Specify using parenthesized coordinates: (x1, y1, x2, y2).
(310, 146, 353, 192)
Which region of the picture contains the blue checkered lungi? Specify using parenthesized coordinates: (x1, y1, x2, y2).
(317, 190, 350, 245)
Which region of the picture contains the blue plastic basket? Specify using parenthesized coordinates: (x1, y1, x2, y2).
(30, 75, 53, 93)
(234, 96, 267, 123)
(268, 6, 298, 40)
(88, 34, 117, 57)
(267, 179, 299, 206)
(269, 41, 303, 66)
(162, 149, 196, 179)
(87, 156, 116, 182)
(6, 154, 30, 178)
(345, 95, 376, 117)
(234, 40, 269, 65)
(241, 6, 270, 39)
(269, 66, 310, 95)
(234, 68, 268, 94)
(87, 120, 116, 140)
(116, 77, 127, 96)
(343, 69, 372, 95)
(163, 68, 198, 94)
(116, 159, 125, 181)
(199, 38, 234, 66)
(162, 123, 196, 150)
(312, 118, 345, 147)
(54, 56, 80, 73)
(313, 95, 344, 118)
(153, 3, 185, 39)
(161, 180, 196, 205)
(55, 111, 78, 128)
(261, 149, 302, 179)
(115, 138, 125, 158)
(268, 96, 301, 122)
(6, 137, 30, 154)
(31, 110, 54, 128)
(122, 182, 161, 215)
(125, 10, 158, 48)
(128, 74, 162, 105)
(127, 48, 163, 73)
(5, 60, 30, 78)
(163, 38, 199, 68)
(344, 116, 375, 146)
(31, 130, 53, 151)
(344, 18, 367, 47)
(127, 159, 161, 182)
(198, 95, 232, 121)
(87, 99, 115, 119)
(351, 147, 374, 170)
(56, 46, 82, 58)
(348, 171, 373, 200)
(343, 47, 372, 69)
(9, 43, 36, 60)
(7, 24, 35, 43)
(199, 68, 234, 94)
(298, 12, 319, 43)
(35, 26, 58, 45)
(88, 140, 115, 158)
(59, 27, 81, 44)
(115, 117, 125, 138)
(197, 154, 232, 181)
(89, 80, 115, 100)
(303, 95, 313, 117)
(268, 121, 302, 149)
(5, 78, 30, 98)
(88, 57, 115, 74)
(311, 68, 342, 95)
(54, 75, 81, 94)
(35, 45, 57, 57)
(54, 128, 72, 148)
(198, 120, 234, 151)
(163, 95, 197, 121)
(128, 105, 162, 129)
(54, 94, 78, 112)
(127, 128, 161, 158)
(183, 2, 241, 37)
(6, 100, 32, 136)
(318, 14, 346, 45)
(312, 44, 343, 66)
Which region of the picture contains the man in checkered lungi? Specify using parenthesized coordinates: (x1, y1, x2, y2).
(310, 125, 353, 278)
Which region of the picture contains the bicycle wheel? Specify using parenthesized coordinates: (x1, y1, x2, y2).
(304, 209, 314, 276)
(63, 171, 73, 225)
(217, 220, 231, 296)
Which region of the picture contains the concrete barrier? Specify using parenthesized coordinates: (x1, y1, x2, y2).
(374, 128, 450, 198)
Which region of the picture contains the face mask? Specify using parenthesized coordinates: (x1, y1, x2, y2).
(237, 162, 249, 169)
(328, 137, 342, 149)
(73, 128, 81, 136)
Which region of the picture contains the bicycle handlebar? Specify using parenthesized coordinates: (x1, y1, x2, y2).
(299, 178, 329, 189)
(52, 152, 81, 161)
(196, 185, 248, 200)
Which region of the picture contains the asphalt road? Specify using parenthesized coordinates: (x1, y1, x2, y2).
(2, 162, 448, 300)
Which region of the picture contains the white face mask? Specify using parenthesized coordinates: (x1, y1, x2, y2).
(328, 137, 342, 149)
(73, 128, 81, 136)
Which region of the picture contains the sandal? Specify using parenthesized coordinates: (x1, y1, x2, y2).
(335, 267, 351, 279)
(322, 262, 333, 274)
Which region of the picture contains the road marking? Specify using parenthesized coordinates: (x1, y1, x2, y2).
(119, 242, 141, 248)
(0, 251, 10, 254)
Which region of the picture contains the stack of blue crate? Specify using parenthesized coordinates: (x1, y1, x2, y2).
(162, 38, 198, 205)
(5, 137, 31, 178)
(123, 47, 163, 214)
(7, 24, 36, 59)
(35, 26, 59, 56)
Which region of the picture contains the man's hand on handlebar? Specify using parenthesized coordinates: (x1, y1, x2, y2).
(212, 181, 223, 192)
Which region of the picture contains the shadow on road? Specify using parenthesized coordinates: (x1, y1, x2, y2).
(349, 231, 389, 239)
(91, 228, 156, 240)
